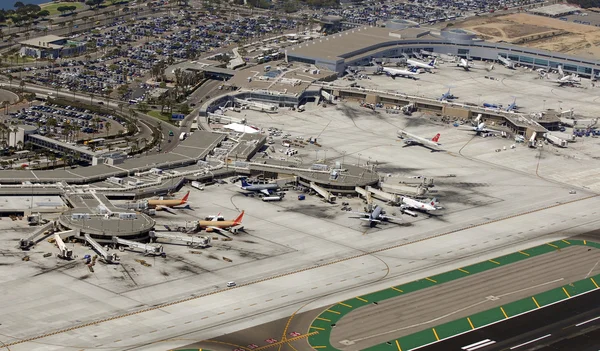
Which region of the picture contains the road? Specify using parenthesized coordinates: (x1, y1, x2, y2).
(419, 289, 600, 351)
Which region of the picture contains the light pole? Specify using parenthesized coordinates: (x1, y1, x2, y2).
(341, 151, 346, 167)
(543, 99, 546, 110)
(478, 94, 482, 105)
(358, 153, 362, 166)
(315, 150, 319, 162)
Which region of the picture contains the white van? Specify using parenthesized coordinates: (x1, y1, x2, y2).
(226, 281, 236, 287)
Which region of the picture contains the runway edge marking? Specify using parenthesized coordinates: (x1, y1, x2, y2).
(306, 240, 600, 351)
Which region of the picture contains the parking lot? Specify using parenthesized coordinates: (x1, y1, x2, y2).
(9, 10, 302, 104)
(5, 102, 128, 142)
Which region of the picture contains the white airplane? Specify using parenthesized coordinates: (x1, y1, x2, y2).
(407, 58, 437, 70)
(400, 196, 441, 216)
(457, 58, 472, 71)
(381, 66, 420, 80)
(398, 130, 442, 150)
(554, 74, 581, 86)
(350, 205, 402, 227)
(469, 114, 506, 136)
(458, 58, 494, 71)
(472, 122, 502, 135)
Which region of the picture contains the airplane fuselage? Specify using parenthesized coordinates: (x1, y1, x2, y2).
(402, 197, 436, 211)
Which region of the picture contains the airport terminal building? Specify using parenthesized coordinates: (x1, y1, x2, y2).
(283, 25, 600, 78)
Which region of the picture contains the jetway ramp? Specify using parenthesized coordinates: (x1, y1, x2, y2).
(112, 236, 165, 256)
(310, 182, 336, 203)
(150, 231, 211, 248)
(19, 222, 55, 249)
(84, 234, 119, 264)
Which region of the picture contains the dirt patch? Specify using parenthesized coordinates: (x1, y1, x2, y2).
(455, 13, 600, 59)
(503, 23, 554, 38)
(473, 26, 503, 37)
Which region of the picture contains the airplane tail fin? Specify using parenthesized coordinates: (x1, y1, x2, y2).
(429, 197, 439, 206)
(233, 211, 245, 225)
(181, 191, 190, 203)
(429, 58, 436, 67)
(240, 178, 250, 187)
(431, 133, 441, 143)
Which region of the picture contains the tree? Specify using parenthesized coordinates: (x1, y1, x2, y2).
(37, 10, 50, 18)
(137, 102, 150, 113)
(14, 2, 25, 9)
(178, 103, 190, 115)
(105, 121, 112, 137)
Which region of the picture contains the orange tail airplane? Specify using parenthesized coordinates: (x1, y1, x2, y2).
(198, 211, 245, 232)
(148, 191, 190, 211)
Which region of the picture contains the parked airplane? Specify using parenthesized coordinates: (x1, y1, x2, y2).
(483, 102, 503, 109)
(457, 58, 472, 71)
(401, 196, 441, 214)
(554, 74, 581, 86)
(148, 191, 190, 213)
(407, 57, 437, 70)
(471, 122, 502, 135)
(397, 130, 442, 150)
(350, 205, 402, 227)
(438, 88, 456, 101)
(505, 98, 518, 112)
(197, 211, 245, 233)
(457, 58, 494, 71)
(239, 178, 279, 196)
(381, 66, 420, 80)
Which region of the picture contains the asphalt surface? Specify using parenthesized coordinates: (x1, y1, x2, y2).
(329, 245, 600, 350)
(419, 289, 600, 351)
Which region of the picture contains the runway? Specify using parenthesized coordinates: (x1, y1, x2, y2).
(418, 288, 600, 351)
(329, 245, 600, 350)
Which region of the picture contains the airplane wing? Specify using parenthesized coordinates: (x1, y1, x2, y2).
(381, 214, 402, 221)
(361, 218, 380, 222)
(348, 211, 369, 218)
(155, 205, 177, 214)
(260, 189, 271, 196)
(482, 127, 503, 134)
(400, 204, 416, 210)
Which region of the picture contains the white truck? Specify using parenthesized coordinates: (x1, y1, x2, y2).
(545, 133, 567, 148)
(179, 132, 189, 141)
(191, 181, 204, 190)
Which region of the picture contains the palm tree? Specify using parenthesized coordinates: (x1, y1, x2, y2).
(49, 153, 56, 168)
(16, 140, 23, 150)
(11, 127, 18, 146)
(105, 121, 112, 137)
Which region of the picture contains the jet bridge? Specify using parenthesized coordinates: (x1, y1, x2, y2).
(354, 186, 372, 203)
(54, 234, 73, 259)
(19, 221, 55, 249)
(365, 186, 401, 205)
(84, 234, 119, 263)
(112, 236, 165, 256)
(149, 231, 211, 248)
(310, 182, 336, 203)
